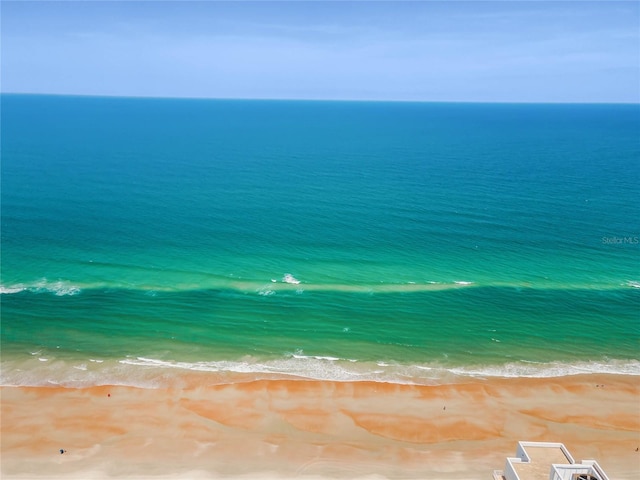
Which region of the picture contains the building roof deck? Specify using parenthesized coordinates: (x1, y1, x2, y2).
(512, 445, 571, 480)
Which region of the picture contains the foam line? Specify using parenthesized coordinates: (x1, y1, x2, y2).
(3, 278, 639, 295)
(2, 355, 638, 388)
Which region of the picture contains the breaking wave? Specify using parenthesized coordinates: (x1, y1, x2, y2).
(0, 279, 81, 296)
(2, 353, 639, 389)
(2, 276, 639, 296)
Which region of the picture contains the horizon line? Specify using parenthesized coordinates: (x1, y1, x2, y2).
(2, 91, 639, 106)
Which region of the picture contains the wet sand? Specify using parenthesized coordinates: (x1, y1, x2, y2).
(1, 374, 639, 479)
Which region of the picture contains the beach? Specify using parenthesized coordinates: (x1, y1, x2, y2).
(2, 96, 639, 479)
(2, 374, 638, 479)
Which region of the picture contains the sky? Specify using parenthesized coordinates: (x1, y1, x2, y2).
(1, 1, 639, 103)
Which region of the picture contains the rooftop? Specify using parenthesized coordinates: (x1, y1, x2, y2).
(513, 445, 570, 480)
(495, 442, 609, 480)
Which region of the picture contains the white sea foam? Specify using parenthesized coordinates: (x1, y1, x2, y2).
(291, 354, 341, 362)
(25, 279, 81, 296)
(3, 355, 640, 389)
(282, 273, 300, 285)
(118, 355, 395, 383)
(448, 359, 640, 379)
(112, 356, 640, 386)
(0, 279, 81, 296)
(0, 285, 26, 294)
(2, 278, 636, 295)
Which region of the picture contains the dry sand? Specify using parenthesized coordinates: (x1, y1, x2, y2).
(1, 374, 639, 479)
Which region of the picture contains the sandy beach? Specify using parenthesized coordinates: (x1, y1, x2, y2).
(1, 374, 638, 479)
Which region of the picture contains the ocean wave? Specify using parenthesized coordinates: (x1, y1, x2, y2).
(0, 279, 81, 296)
(447, 359, 640, 378)
(3, 277, 639, 296)
(0, 285, 27, 294)
(282, 273, 301, 285)
(119, 356, 640, 382)
(118, 355, 376, 383)
(2, 354, 639, 388)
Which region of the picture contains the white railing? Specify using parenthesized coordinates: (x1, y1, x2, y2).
(517, 441, 575, 463)
(582, 460, 610, 480)
(499, 442, 608, 480)
(551, 462, 609, 480)
(503, 458, 520, 480)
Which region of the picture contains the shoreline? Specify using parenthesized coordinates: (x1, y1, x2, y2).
(3, 353, 640, 389)
(2, 374, 639, 479)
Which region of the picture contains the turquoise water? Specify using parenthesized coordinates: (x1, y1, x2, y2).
(2, 94, 639, 386)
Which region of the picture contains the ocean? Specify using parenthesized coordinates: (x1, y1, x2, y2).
(1, 94, 639, 387)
